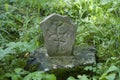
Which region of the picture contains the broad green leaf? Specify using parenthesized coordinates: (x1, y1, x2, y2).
(106, 65, 118, 73)
(23, 71, 44, 80)
(79, 75, 89, 80)
(0, 47, 14, 59)
(67, 76, 76, 80)
(4, 73, 13, 77)
(11, 75, 18, 80)
(45, 74, 56, 80)
(106, 73, 116, 80)
(4, 73, 18, 80)
(14, 68, 22, 74)
(100, 66, 119, 80)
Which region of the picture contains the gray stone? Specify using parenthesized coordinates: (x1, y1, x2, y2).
(25, 13, 96, 72)
(40, 13, 77, 56)
(25, 46, 96, 71)
(73, 46, 96, 65)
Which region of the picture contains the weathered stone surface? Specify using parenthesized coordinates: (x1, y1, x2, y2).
(73, 46, 96, 65)
(40, 13, 77, 56)
(25, 46, 96, 71)
(25, 13, 96, 73)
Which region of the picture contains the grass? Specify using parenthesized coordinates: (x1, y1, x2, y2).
(0, 0, 120, 80)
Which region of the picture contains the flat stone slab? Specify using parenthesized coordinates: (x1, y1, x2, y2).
(25, 46, 96, 71)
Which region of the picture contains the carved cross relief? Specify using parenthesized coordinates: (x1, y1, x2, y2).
(47, 20, 69, 55)
(40, 13, 76, 57)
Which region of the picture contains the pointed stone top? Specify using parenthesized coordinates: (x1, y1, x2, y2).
(40, 13, 74, 25)
(40, 13, 77, 56)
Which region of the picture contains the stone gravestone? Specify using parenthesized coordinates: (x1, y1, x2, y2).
(40, 13, 77, 56)
(25, 13, 96, 72)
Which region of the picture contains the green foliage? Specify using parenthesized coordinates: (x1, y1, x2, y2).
(0, 41, 37, 59)
(67, 75, 89, 80)
(67, 76, 76, 80)
(0, 0, 120, 80)
(23, 71, 56, 80)
(99, 65, 120, 80)
(4, 68, 29, 80)
(3, 68, 56, 80)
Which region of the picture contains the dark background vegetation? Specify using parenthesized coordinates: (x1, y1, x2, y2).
(0, 0, 120, 80)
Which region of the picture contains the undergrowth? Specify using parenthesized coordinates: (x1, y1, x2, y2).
(0, 0, 120, 80)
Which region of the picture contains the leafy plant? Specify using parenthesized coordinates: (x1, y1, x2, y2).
(99, 65, 120, 80)
(67, 75, 89, 80)
(23, 71, 56, 80)
(0, 0, 120, 80)
(4, 68, 29, 80)
(0, 41, 38, 59)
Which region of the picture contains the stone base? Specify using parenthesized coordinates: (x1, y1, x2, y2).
(25, 46, 96, 71)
